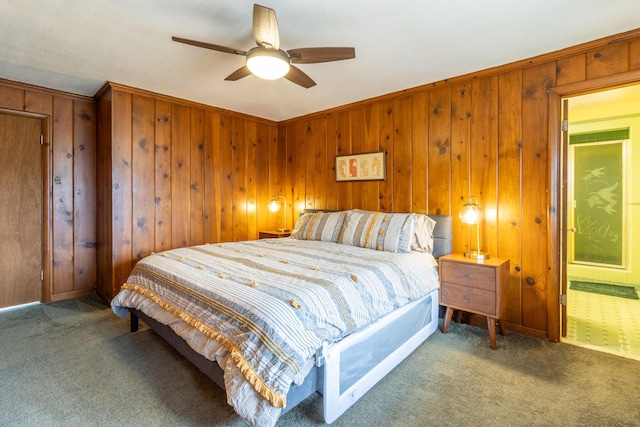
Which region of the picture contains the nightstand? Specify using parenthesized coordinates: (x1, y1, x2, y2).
(258, 230, 291, 239)
(439, 253, 510, 349)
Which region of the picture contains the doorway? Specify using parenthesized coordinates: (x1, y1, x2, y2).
(0, 113, 43, 309)
(561, 85, 640, 360)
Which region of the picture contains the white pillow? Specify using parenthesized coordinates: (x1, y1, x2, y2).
(411, 214, 437, 253)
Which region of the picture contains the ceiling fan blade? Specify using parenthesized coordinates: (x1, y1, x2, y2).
(288, 47, 355, 64)
(284, 65, 316, 88)
(225, 66, 252, 81)
(172, 36, 246, 56)
(253, 4, 280, 50)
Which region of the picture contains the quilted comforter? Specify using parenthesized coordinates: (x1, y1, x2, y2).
(111, 238, 439, 426)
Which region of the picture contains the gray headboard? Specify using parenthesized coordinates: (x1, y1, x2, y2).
(302, 209, 452, 258)
(426, 214, 452, 258)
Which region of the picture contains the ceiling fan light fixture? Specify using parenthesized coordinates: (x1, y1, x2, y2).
(246, 47, 290, 80)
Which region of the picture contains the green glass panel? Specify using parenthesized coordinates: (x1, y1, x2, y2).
(573, 142, 623, 266)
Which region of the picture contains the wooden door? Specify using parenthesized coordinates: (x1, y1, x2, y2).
(0, 113, 43, 308)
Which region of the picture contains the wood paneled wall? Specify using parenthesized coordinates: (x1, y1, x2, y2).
(0, 79, 96, 302)
(4, 28, 639, 340)
(96, 83, 280, 300)
(279, 29, 640, 340)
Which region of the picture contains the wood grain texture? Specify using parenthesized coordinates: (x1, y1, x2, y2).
(411, 93, 428, 214)
(631, 40, 640, 70)
(231, 116, 247, 242)
(171, 104, 191, 248)
(244, 120, 257, 240)
(52, 96, 75, 295)
(154, 100, 172, 252)
(72, 100, 97, 293)
(497, 70, 523, 326)
(190, 108, 205, 245)
(586, 43, 629, 80)
(132, 95, 155, 262)
(393, 96, 412, 213)
(24, 91, 53, 115)
(556, 54, 586, 86)
(450, 82, 470, 255)
(255, 121, 271, 235)
(324, 114, 338, 211)
(378, 101, 394, 212)
(521, 62, 555, 332)
(304, 118, 316, 210)
(350, 108, 364, 209)
(361, 103, 380, 212)
(0, 85, 22, 110)
(96, 91, 113, 302)
(204, 110, 222, 243)
(428, 86, 452, 215)
(313, 116, 328, 210)
(111, 90, 133, 298)
(336, 110, 352, 210)
(292, 120, 306, 215)
(219, 114, 234, 243)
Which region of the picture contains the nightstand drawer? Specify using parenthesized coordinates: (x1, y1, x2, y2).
(440, 282, 496, 316)
(440, 262, 496, 292)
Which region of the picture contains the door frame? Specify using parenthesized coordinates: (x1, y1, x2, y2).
(547, 69, 640, 342)
(0, 108, 52, 303)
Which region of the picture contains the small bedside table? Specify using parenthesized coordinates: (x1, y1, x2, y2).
(258, 230, 291, 239)
(439, 253, 510, 350)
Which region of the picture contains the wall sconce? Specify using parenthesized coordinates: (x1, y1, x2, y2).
(459, 196, 489, 260)
(268, 195, 288, 232)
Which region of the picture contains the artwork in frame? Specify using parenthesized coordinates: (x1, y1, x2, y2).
(335, 151, 386, 182)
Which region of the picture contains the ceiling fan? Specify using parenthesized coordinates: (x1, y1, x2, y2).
(172, 4, 356, 88)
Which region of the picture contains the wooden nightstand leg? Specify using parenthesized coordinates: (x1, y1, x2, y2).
(487, 317, 497, 350)
(442, 306, 454, 334)
(498, 319, 506, 336)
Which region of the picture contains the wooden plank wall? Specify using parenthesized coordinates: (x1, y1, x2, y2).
(95, 84, 278, 300)
(279, 31, 640, 339)
(0, 79, 96, 302)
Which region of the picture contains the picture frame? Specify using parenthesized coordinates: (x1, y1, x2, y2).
(335, 151, 386, 182)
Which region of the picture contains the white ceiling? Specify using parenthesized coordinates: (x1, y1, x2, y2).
(1, 0, 639, 122)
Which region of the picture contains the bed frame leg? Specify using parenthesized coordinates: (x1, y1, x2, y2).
(130, 311, 139, 332)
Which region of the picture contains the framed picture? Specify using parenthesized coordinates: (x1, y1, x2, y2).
(335, 151, 386, 182)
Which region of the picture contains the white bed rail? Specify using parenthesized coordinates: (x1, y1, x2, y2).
(319, 289, 439, 423)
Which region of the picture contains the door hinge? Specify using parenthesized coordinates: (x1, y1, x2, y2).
(40, 270, 44, 281)
(560, 294, 567, 306)
(40, 135, 44, 145)
(561, 120, 568, 132)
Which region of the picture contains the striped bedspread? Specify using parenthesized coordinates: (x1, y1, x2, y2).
(111, 238, 439, 426)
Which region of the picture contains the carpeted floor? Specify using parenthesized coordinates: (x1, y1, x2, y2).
(1, 295, 640, 426)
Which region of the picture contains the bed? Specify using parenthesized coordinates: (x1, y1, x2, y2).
(111, 210, 452, 427)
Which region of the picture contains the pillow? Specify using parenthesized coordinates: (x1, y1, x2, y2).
(290, 211, 346, 242)
(411, 214, 437, 253)
(339, 210, 416, 253)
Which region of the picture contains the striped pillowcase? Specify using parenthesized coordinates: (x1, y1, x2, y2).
(339, 210, 417, 253)
(290, 211, 347, 242)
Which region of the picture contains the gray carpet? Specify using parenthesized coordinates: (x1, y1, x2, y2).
(1, 295, 639, 426)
